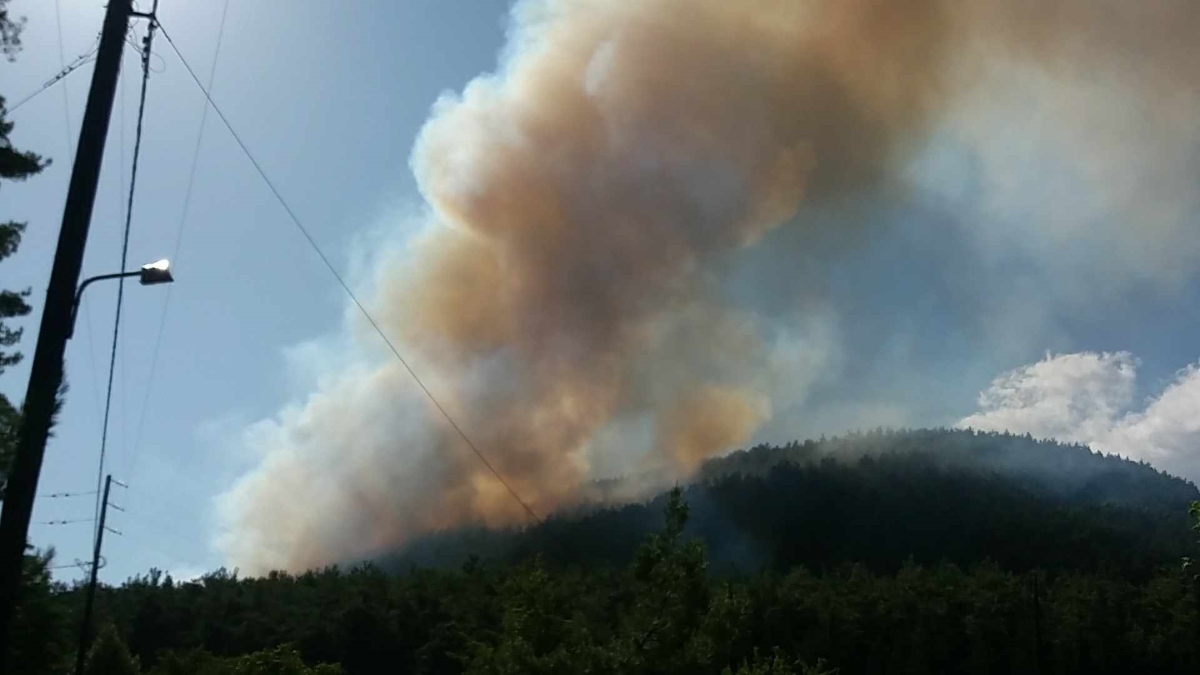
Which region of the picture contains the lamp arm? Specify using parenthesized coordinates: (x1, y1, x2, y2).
(68, 271, 140, 339)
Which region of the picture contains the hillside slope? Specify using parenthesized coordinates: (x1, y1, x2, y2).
(390, 429, 1199, 576)
(60, 430, 1200, 675)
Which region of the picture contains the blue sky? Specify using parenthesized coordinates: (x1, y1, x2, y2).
(4, 1, 1200, 581)
(4, 0, 509, 582)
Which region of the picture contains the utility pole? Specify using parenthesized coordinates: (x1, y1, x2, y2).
(74, 475, 124, 675)
(0, 0, 134, 666)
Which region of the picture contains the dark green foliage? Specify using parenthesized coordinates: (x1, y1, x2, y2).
(148, 644, 343, 675)
(62, 555, 1200, 675)
(0, 93, 46, 377)
(0, 86, 48, 350)
(723, 652, 838, 675)
(19, 431, 1200, 674)
(87, 631, 345, 675)
(0, 392, 19, 497)
(8, 547, 70, 674)
(50, 486, 1200, 675)
(1, 10, 70, 673)
(393, 431, 1199, 578)
(0, 0, 23, 61)
(0, 3, 50, 489)
(701, 428, 1198, 510)
(87, 625, 142, 675)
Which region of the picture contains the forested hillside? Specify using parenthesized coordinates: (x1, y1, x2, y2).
(11, 429, 1200, 674)
(705, 429, 1198, 508)
(394, 429, 1200, 576)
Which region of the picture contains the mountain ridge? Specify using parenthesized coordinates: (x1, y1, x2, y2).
(384, 428, 1199, 576)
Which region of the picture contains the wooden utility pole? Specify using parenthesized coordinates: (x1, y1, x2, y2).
(0, 0, 134, 666)
(75, 475, 123, 675)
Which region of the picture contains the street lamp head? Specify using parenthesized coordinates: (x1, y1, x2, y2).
(70, 260, 175, 339)
(139, 259, 173, 286)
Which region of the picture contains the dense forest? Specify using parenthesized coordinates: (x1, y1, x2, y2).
(393, 429, 1199, 577)
(8, 429, 1200, 674)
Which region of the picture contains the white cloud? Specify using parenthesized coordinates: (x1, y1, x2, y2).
(958, 352, 1200, 482)
(958, 352, 1138, 444)
(1104, 365, 1200, 479)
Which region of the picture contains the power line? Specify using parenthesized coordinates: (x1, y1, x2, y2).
(156, 22, 547, 529)
(53, 0, 72, 155)
(104, 488, 216, 576)
(113, 526, 206, 578)
(125, 33, 165, 73)
(115, 27, 130, 479)
(52, 0, 108, 458)
(114, 505, 208, 557)
(39, 490, 98, 500)
(49, 557, 102, 573)
(6, 38, 99, 114)
(37, 518, 95, 526)
(122, 482, 208, 520)
(93, 14, 159, 536)
(128, 0, 232, 486)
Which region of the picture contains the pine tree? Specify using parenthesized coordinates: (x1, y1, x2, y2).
(6, 547, 70, 673)
(0, 0, 50, 493)
(0, 0, 24, 62)
(86, 626, 142, 675)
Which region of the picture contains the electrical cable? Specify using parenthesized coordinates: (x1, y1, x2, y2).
(128, 0, 232, 486)
(126, 34, 166, 73)
(93, 12, 159, 537)
(6, 35, 99, 114)
(52, 0, 109, 464)
(103, 488, 216, 575)
(37, 518, 95, 526)
(49, 558, 101, 572)
(156, 21, 548, 529)
(115, 26, 130, 480)
(113, 526, 205, 577)
(53, 0, 72, 155)
(39, 490, 98, 500)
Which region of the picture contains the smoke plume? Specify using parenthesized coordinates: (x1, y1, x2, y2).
(218, 0, 1200, 572)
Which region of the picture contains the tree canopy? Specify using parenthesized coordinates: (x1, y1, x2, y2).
(9, 421, 1200, 674)
(0, 0, 49, 496)
(47, 481, 1200, 675)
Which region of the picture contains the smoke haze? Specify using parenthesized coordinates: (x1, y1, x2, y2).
(217, 0, 1200, 573)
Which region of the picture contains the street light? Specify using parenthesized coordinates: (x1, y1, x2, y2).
(67, 258, 174, 339)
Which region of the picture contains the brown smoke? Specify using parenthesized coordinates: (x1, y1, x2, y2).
(217, 0, 1200, 573)
(660, 385, 771, 474)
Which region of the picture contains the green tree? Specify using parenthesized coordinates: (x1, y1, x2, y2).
(0, 0, 50, 493)
(86, 625, 142, 675)
(722, 650, 838, 675)
(7, 546, 70, 673)
(0, 0, 44, 370)
(148, 645, 343, 675)
(615, 486, 712, 672)
(0, 0, 24, 61)
(45, 432, 1200, 674)
(226, 644, 344, 675)
(467, 489, 711, 674)
(0, 395, 18, 496)
(0, 10, 71, 673)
